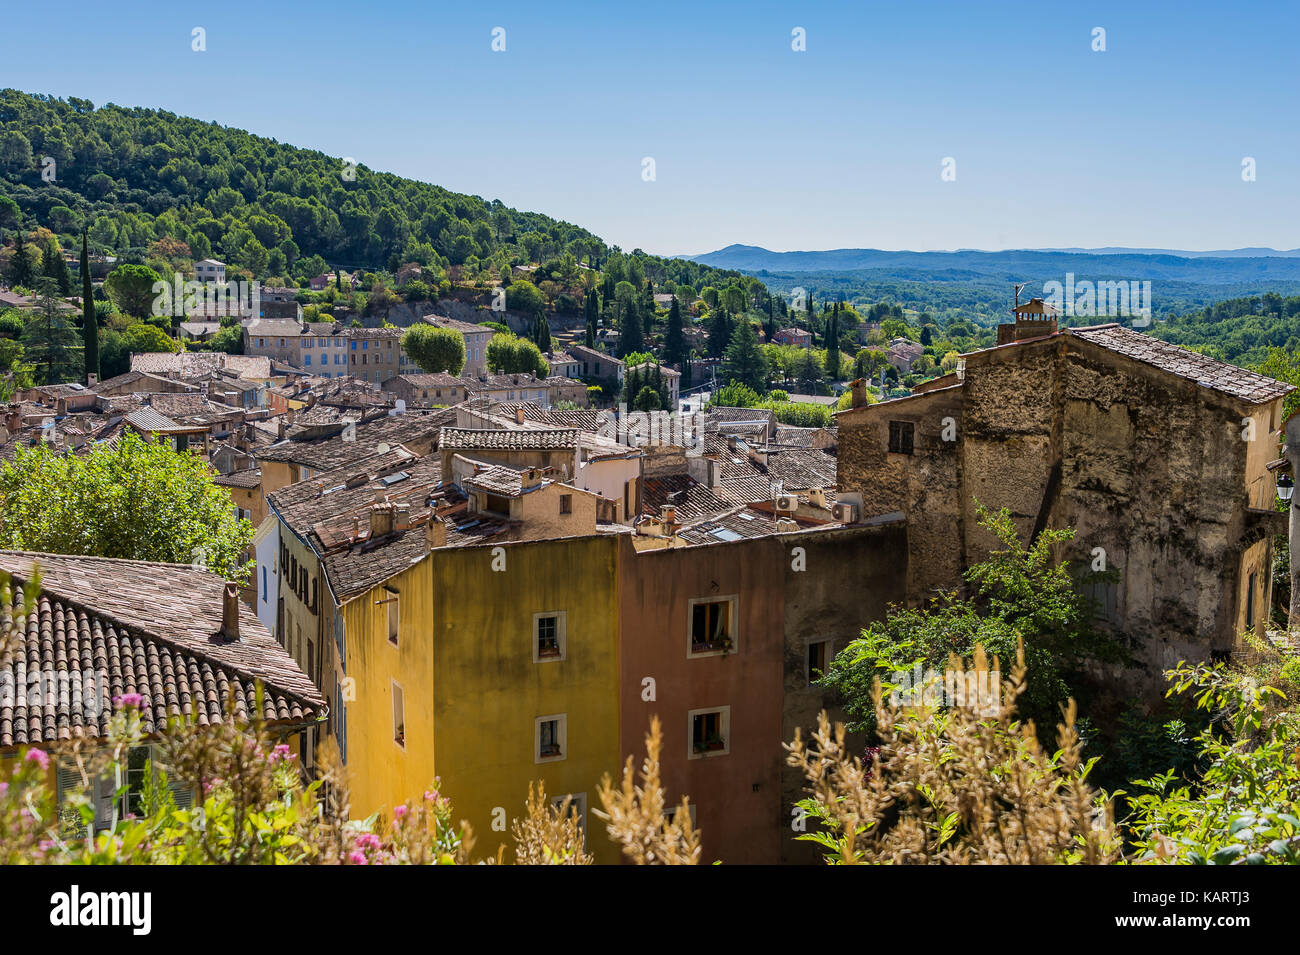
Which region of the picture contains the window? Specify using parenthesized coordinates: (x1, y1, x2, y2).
(559, 494, 572, 515)
(688, 706, 730, 759)
(688, 596, 737, 657)
(383, 588, 400, 645)
(1246, 571, 1258, 630)
(304, 353, 311, 366)
(664, 803, 698, 828)
(807, 640, 830, 684)
(535, 714, 566, 763)
(261, 565, 268, 603)
(551, 792, 587, 845)
(888, 420, 915, 455)
(392, 680, 405, 748)
(533, 612, 566, 662)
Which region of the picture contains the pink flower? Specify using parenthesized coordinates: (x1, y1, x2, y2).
(24, 748, 49, 770)
(268, 743, 294, 765)
(424, 790, 439, 802)
(0, 782, 8, 796)
(393, 805, 408, 820)
(354, 833, 381, 850)
(115, 693, 143, 709)
(348, 851, 368, 865)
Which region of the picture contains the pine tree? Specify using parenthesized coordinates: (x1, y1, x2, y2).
(81, 229, 98, 383)
(22, 278, 82, 384)
(664, 297, 684, 366)
(723, 320, 768, 393)
(707, 307, 732, 359)
(8, 234, 34, 288)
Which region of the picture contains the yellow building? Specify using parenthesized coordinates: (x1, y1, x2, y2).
(340, 533, 622, 864)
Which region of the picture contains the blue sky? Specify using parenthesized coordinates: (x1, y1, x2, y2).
(3, 0, 1297, 255)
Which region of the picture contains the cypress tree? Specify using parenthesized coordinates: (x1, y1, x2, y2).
(81, 229, 98, 382)
(619, 297, 645, 357)
(43, 236, 71, 295)
(826, 304, 840, 381)
(664, 297, 684, 366)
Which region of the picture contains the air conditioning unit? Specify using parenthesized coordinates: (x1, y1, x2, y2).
(831, 501, 860, 524)
(774, 494, 796, 512)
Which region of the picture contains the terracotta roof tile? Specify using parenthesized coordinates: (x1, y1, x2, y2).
(1068, 324, 1295, 404)
(0, 552, 322, 747)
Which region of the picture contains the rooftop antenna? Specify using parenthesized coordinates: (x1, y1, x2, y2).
(1013, 282, 1028, 310)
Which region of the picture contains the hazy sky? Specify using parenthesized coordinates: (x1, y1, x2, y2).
(4, 0, 1296, 256)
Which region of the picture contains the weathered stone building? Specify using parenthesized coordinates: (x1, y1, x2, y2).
(837, 321, 1292, 691)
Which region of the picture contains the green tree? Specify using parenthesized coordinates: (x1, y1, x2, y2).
(723, 320, 768, 392)
(0, 430, 254, 581)
(584, 289, 599, 347)
(664, 297, 685, 367)
(401, 324, 466, 375)
(632, 385, 662, 412)
(486, 332, 548, 376)
(709, 381, 760, 408)
(41, 236, 71, 295)
(21, 279, 81, 384)
(618, 298, 645, 357)
(507, 279, 546, 319)
(6, 234, 35, 288)
(81, 229, 98, 383)
(819, 505, 1124, 739)
(104, 264, 163, 319)
(826, 304, 841, 381)
(706, 308, 732, 359)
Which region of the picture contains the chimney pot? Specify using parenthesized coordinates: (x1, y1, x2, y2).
(370, 502, 395, 538)
(219, 581, 240, 641)
(850, 378, 867, 410)
(426, 513, 447, 549)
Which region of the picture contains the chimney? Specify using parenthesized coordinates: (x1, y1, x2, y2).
(5, 404, 20, 436)
(86, 373, 98, 388)
(394, 501, 412, 530)
(708, 457, 720, 489)
(426, 513, 447, 549)
(55, 397, 67, 417)
(807, 487, 827, 509)
(850, 378, 867, 410)
(219, 581, 240, 641)
(515, 406, 526, 425)
(277, 418, 287, 440)
(370, 502, 395, 538)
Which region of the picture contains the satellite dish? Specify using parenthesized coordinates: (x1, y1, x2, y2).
(376, 443, 390, 455)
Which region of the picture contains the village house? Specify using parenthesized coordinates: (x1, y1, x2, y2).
(0, 551, 322, 830)
(773, 327, 813, 348)
(836, 315, 1293, 694)
(566, 344, 625, 388)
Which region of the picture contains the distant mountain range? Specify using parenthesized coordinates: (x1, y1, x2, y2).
(686, 244, 1300, 278)
(683, 244, 1300, 325)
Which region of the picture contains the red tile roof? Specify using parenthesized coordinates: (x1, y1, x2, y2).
(0, 552, 322, 747)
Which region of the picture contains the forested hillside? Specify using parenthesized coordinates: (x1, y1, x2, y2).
(0, 89, 730, 290)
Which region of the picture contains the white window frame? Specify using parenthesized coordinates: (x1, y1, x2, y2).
(533, 611, 567, 663)
(686, 595, 739, 659)
(383, 587, 400, 646)
(534, 713, 567, 764)
(392, 679, 406, 750)
(687, 705, 731, 760)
